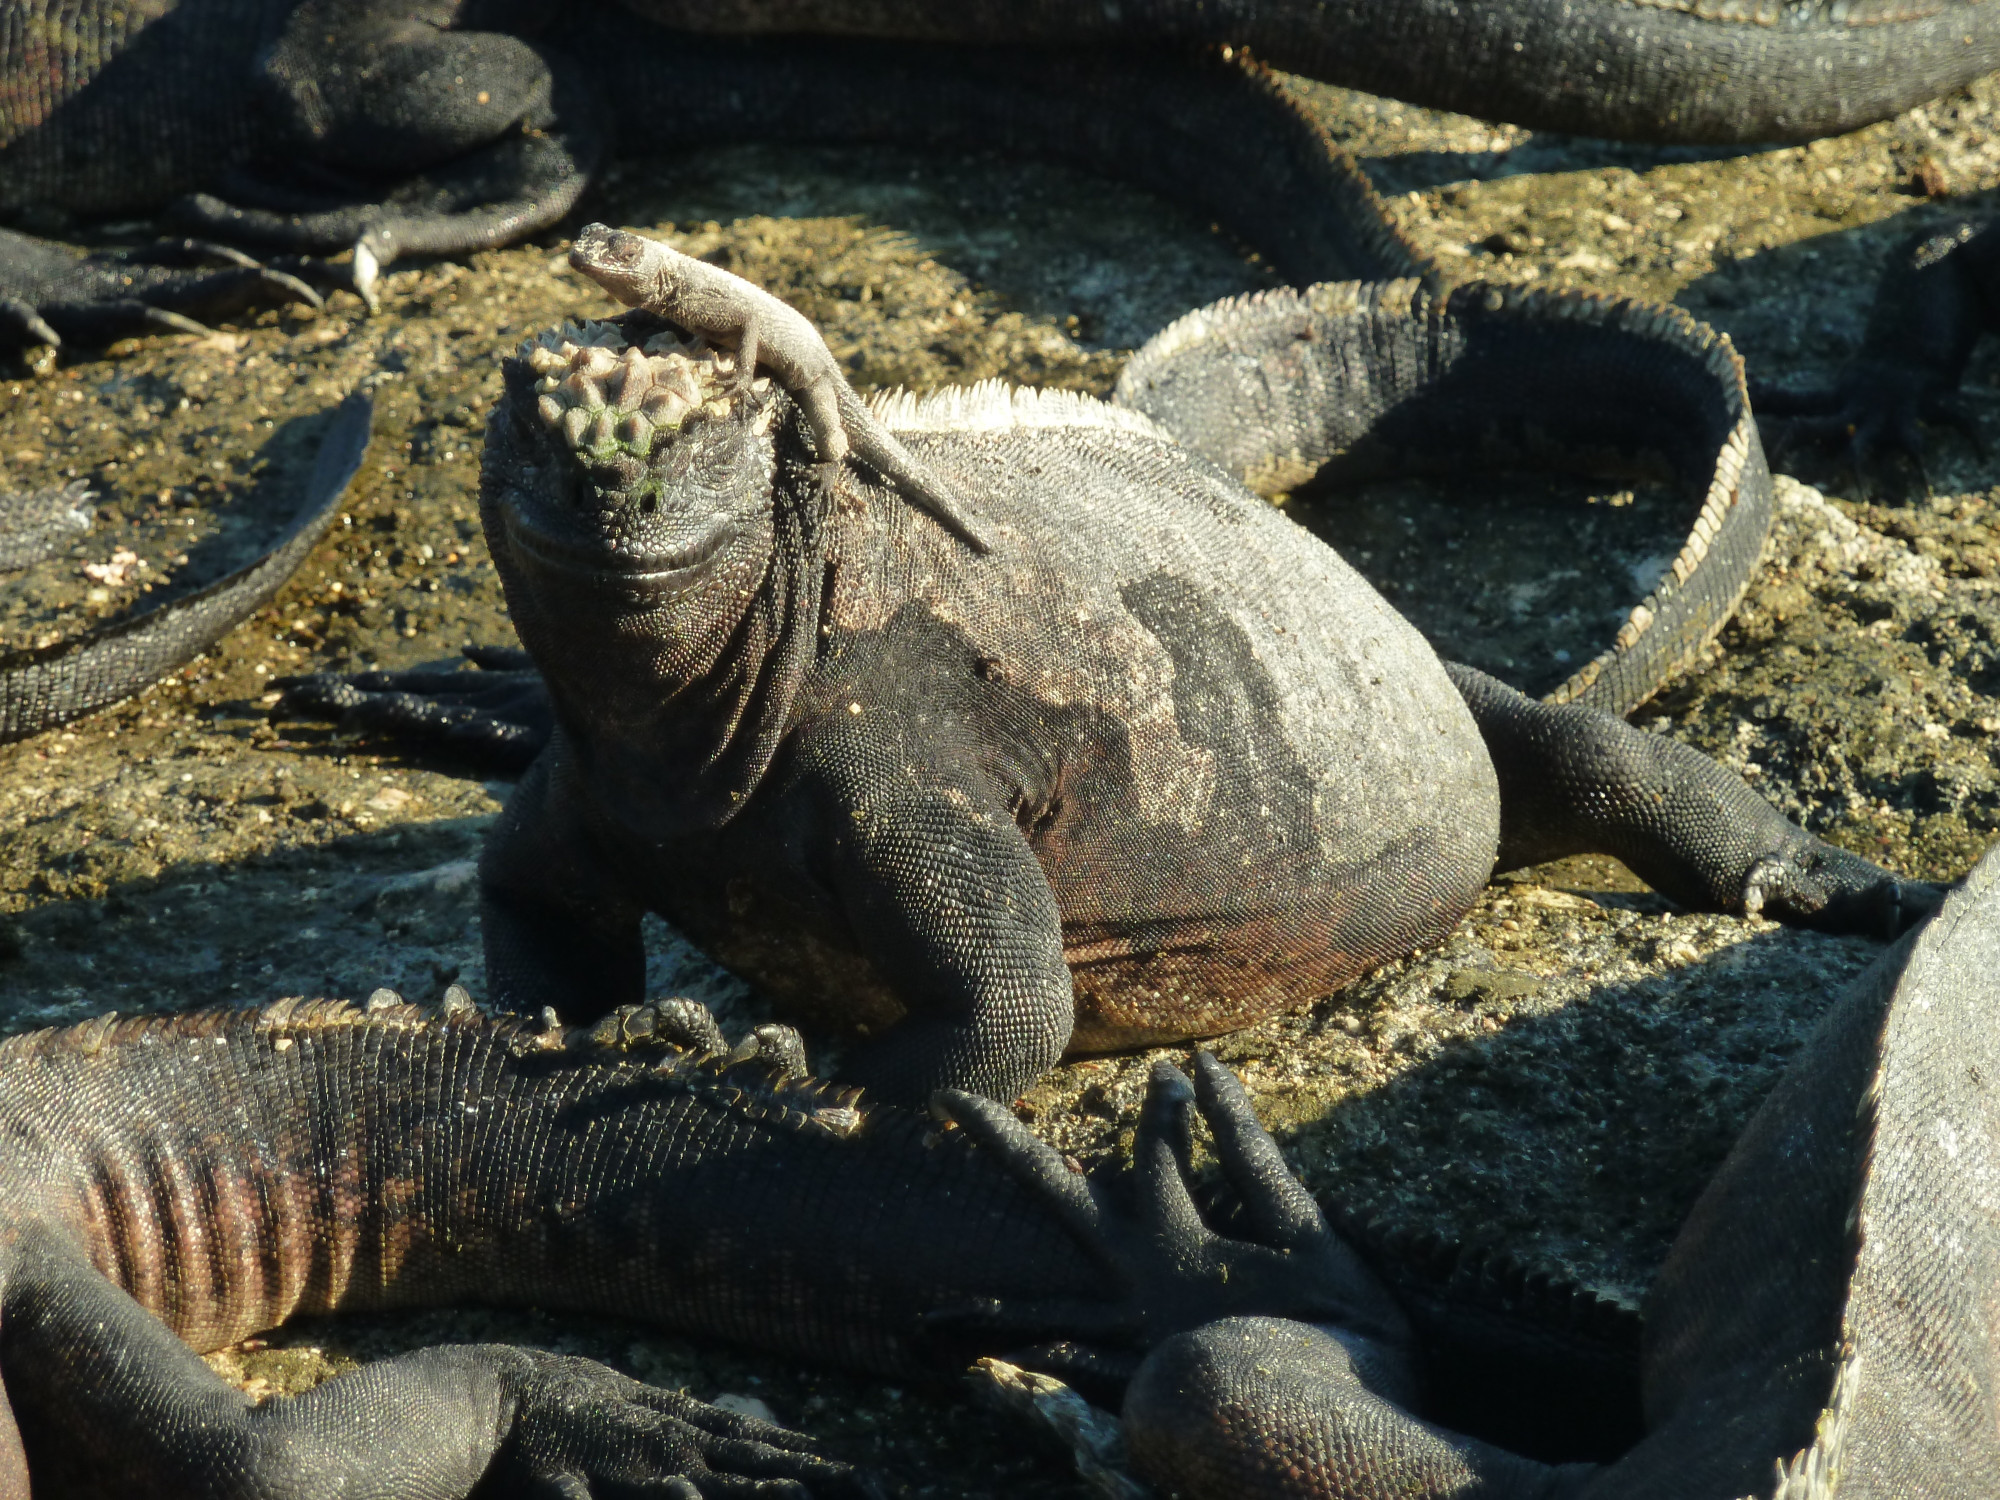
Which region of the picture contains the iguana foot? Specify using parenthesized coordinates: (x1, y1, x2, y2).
(1740, 838, 1950, 939)
(580, 1000, 813, 1079)
(1753, 362, 1976, 498)
(0, 230, 322, 356)
(924, 1055, 1410, 1360)
(477, 1347, 874, 1498)
(274, 646, 554, 771)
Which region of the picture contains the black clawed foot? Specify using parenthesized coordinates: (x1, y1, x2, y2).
(1, 228, 327, 355)
(1745, 837, 1948, 940)
(731, 1023, 811, 1078)
(1189, 1053, 1328, 1252)
(934, 1058, 1414, 1362)
(273, 647, 554, 771)
(495, 1349, 874, 1498)
(1753, 359, 1965, 501)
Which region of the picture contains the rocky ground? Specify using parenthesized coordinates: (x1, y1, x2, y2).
(5, 58, 2000, 1497)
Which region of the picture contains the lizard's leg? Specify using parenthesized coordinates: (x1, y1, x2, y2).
(0, 1225, 862, 1497)
(479, 738, 647, 1019)
(1448, 663, 1944, 937)
(795, 725, 1072, 1103)
(1124, 1316, 1594, 1500)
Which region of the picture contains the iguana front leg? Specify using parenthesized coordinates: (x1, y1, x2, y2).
(478, 739, 647, 1017)
(794, 721, 1072, 1104)
(0, 1225, 864, 1498)
(0, 231, 322, 357)
(568, 223, 992, 553)
(1752, 217, 2000, 484)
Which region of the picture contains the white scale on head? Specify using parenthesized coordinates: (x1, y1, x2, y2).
(518, 319, 772, 463)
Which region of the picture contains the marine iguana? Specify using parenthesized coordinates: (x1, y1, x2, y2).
(0, 991, 1377, 1497)
(1112, 824, 2000, 1498)
(2, 33, 1423, 347)
(282, 239, 1942, 1106)
(1756, 214, 2000, 478)
(7, 0, 2000, 336)
(0, 392, 369, 744)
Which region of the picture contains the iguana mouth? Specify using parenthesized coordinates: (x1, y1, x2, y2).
(504, 508, 732, 589)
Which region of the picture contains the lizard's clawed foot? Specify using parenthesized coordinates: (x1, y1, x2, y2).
(274, 646, 554, 771)
(485, 1347, 877, 1498)
(585, 999, 813, 1078)
(922, 1055, 1408, 1371)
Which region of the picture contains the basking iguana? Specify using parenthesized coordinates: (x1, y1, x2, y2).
(0, 393, 369, 744)
(2, 31, 1422, 344)
(1113, 825, 2000, 1498)
(283, 234, 1943, 1105)
(0, 991, 1376, 1497)
(1756, 215, 2000, 478)
(6, 0, 2000, 336)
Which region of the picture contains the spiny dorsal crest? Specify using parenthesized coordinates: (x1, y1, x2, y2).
(518, 322, 771, 468)
(869, 379, 1169, 440)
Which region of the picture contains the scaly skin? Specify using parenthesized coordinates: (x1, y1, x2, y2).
(284, 263, 1937, 1109)
(6, 0, 2000, 329)
(1119, 835, 2000, 1499)
(0, 995, 1385, 1496)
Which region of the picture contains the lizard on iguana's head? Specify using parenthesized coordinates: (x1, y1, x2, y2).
(569, 223, 992, 552)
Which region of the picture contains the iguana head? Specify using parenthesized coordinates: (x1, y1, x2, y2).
(480, 317, 790, 705)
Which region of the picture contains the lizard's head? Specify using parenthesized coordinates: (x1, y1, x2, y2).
(484, 318, 777, 607)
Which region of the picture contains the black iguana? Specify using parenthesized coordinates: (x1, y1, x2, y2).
(282, 237, 1943, 1106)
(7, 0, 2000, 334)
(0, 392, 369, 744)
(1755, 214, 2000, 479)
(1113, 829, 2000, 1499)
(0, 991, 1379, 1497)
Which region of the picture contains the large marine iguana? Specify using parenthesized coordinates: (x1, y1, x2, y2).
(0, 392, 369, 744)
(0, 991, 1377, 1497)
(283, 235, 1944, 1106)
(7, 0, 2000, 338)
(1108, 818, 2000, 1498)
